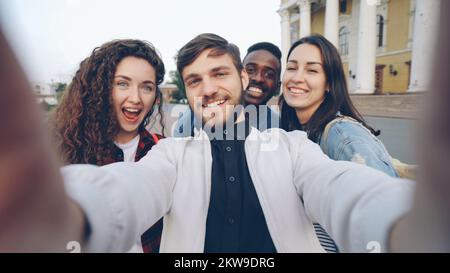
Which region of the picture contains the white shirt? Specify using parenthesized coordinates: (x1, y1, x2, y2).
(63, 128, 414, 253)
(114, 134, 142, 253)
(114, 134, 140, 163)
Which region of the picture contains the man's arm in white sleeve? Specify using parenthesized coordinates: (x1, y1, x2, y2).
(63, 138, 177, 252)
(293, 135, 415, 252)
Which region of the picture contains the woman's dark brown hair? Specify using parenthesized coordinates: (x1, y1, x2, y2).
(52, 39, 165, 165)
(279, 34, 379, 142)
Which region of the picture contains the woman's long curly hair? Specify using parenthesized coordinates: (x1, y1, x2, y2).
(52, 39, 165, 165)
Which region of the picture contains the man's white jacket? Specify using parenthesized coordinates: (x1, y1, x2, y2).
(63, 128, 414, 253)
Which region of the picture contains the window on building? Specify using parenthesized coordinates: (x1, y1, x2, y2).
(340, 0, 347, 14)
(339, 26, 349, 56)
(377, 15, 384, 48)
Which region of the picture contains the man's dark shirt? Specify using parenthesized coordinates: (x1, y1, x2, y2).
(204, 120, 277, 253)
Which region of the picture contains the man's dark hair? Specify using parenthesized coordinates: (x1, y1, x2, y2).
(245, 42, 282, 64)
(176, 33, 242, 77)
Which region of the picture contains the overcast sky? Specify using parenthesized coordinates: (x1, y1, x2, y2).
(0, 0, 281, 83)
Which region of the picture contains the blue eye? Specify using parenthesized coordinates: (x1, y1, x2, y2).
(116, 81, 129, 89)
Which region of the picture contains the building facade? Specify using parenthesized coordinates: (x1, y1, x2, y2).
(278, 0, 441, 94)
(160, 83, 180, 104)
(32, 81, 58, 106)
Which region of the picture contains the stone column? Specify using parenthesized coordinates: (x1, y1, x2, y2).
(408, 0, 441, 92)
(324, 0, 339, 47)
(278, 8, 291, 65)
(298, 0, 311, 38)
(355, 0, 377, 94)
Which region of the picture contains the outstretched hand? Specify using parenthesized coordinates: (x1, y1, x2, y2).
(0, 31, 84, 252)
(390, 1, 450, 252)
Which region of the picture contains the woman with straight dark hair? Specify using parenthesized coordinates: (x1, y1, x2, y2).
(279, 34, 398, 252)
(280, 34, 397, 176)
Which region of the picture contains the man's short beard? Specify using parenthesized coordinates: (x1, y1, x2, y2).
(194, 85, 245, 126)
(201, 98, 244, 129)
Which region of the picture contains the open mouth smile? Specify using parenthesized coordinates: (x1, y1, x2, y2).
(287, 87, 309, 95)
(203, 99, 226, 108)
(122, 107, 142, 122)
(246, 86, 265, 97)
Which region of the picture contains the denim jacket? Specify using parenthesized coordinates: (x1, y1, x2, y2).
(318, 117, 398, 177)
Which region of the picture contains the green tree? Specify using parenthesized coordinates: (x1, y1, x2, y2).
(168, 70, 186, 103)
(55, 82, 67, 93)
(51, 82, 68, 104)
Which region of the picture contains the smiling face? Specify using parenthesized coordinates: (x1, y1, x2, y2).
(243, 49, 280, 106)
(182, 49, 249, 129)
(282, 43, 328, 124)
(111, 56, 157, 143)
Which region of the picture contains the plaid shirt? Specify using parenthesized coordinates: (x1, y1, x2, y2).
(105, 129, 164, 253)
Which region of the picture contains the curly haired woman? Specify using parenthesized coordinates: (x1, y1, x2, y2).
(51, 39, 165, 252)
